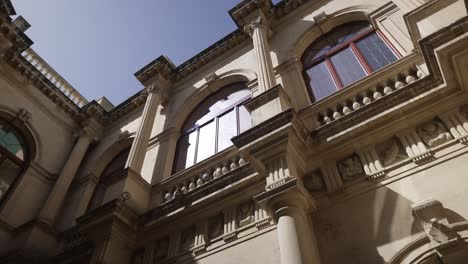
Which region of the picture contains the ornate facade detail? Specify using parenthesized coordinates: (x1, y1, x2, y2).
(179, 225, 196, 251)
(208, 214, 224, 240)
(411, 199, 459, 247)
(302, 169, 326, 193)
(236, 200, 255, 227)
(357, 147, 385, 181)
(244, 16, 267, 36)
(375, 137, 408, 167)
(417, 119, 452, 148)
(337, 154, 364, 181)
(265, 155, 294, 190)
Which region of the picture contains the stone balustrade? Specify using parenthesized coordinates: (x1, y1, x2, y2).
(161, 153, 247, 204)
(302, 54, 426, 130)
(60, 226, 88, 251)
(22, 48, 88, 107)
(316, 66, 423, 127)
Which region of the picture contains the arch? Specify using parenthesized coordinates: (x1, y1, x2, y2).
(293, 8, 372, 60)
(170, 70, 256, 132)
(89, 136, 134, 179)
(389, 221, 468, 264)
(0, 106, 39, 163)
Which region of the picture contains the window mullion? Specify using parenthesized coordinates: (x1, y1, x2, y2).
(350, 42, 372, 75)
(215, 117, 219, 153)
(194, 127, 200, 164)
(376, 30, 401, 58)
(325, 58, 343, 90)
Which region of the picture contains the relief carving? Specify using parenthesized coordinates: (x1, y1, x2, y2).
(338, 154, 364, 181)
(417, 120, 452, 148)
(208, 214, 224, 239)
(154, 237, 169, 262)
(303, 170, 325, 192)
(428, 218, 458, 244)
(237, 201, 254, 227)
(375, 137, 408, 167)
(180, 226, 195, 251)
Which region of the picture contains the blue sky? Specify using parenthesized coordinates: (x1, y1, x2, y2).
(12, 0, 241, 105)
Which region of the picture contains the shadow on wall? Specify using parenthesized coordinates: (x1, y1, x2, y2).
(312, 187, 408, 264)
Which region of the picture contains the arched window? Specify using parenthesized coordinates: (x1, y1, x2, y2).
(302, 21, 399, 102)
(0, 118, 28, 201)
(101, 147, 130, 179)
(173, 82, 252, 173)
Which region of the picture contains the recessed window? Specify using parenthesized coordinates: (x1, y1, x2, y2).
(302, 22, 399, 102)
(0, 119, 28, 201)
(173, 82, 252, 173)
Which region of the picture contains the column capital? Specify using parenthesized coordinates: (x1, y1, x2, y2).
(255, 178, 317, 223)
(143, 74, 171, 105)
(79, 118, 103, 142)
(243, 15, 269, 36)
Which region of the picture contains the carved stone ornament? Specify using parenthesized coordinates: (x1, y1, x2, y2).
(375, 137, 408, 167)
(17, 108, 31, 123)
(208, 214, 224, 239)
(303, 170, 325, 192)
(180, 226, 196, 251)
(338, 154, 364, 181)
(154, 237, 170, 262)
(412, 199, 460, 247)
(237, 201, 254, 227)
(243, 16, 266, 36)
(417, 120, 452, 148)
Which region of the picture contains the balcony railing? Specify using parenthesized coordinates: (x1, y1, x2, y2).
(22, 48, 88, 107)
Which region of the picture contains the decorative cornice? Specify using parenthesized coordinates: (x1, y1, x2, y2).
(229, 0, 272, 28)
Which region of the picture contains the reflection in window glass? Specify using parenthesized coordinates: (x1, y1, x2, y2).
(218, 109, 237, 152)
(302, 22, 399, 103)
(196, 121, 216, 163)
(356, 32, 397, 71)
(306, 61, 337, 101)
(330, 48, 367, 87)
(0, 124, 24, 160)
(174, 83, 252, 173)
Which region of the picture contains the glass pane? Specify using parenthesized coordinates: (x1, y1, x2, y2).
(174, 131, 198, 171)
(302, 22, 371, 64)
(101, 147, 130, 178)
(330, 47, 367, 87)
(0, 158, 21, 200)
(217, 109, 237, 152)
(196, 121, 216, 163)
(239, 105, 252, 133)
(356, 32, 397, 72)
(0, 125, 24, 160)
(182, 84, 251, 131)
(305, 61, 337, 101)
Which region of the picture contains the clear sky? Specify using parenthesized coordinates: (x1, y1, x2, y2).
(11, 0, 241, 105)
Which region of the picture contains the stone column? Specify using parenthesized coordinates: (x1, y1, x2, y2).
(276, 207, 303, 264)
(256, 179, 321, 264)
(39, 122, 99, 225)
(245, 14, 276, 93)
(125, 85, 162, 173)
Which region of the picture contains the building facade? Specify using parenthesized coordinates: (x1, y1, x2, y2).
(0, 0, 468, 263)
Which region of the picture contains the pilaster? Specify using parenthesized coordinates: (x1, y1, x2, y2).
(39, 118, 102, 226)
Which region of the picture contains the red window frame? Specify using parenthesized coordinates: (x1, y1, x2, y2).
(303, 26, 401, 99)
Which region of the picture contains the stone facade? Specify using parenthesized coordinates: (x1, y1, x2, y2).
(0, 0, 467, 263)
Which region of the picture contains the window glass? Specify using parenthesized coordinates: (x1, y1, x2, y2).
(305, 61, 337, 101)
(0, 124, 24, 160)
(174, 83, 251, 173)
(302, 22, 399, 103)
(217, 109, 237, 152)
(175, 131, 198, 172)
(101, 147, 130, 178)
(356, 32, 397, 71)
(196, 121, 216, 163)
(330, 48, 367, 87)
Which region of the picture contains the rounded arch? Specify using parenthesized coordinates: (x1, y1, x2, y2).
(171, 70, 256, 132)
(293, 8, 372, 61)
(389, 222, 468, 264)
(90, 136, 134, 179)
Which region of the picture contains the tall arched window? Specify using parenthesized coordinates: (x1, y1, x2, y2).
(302, 21, 399, 102)
(0, 118, 28, 201)
(173, 82, 252, 173)
(101, 147, 130, 180)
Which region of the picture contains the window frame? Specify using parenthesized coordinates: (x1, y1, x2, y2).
(173, 86, 251, 173)
(302, 25, 401, 101)
(0, 121, 29, 206)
